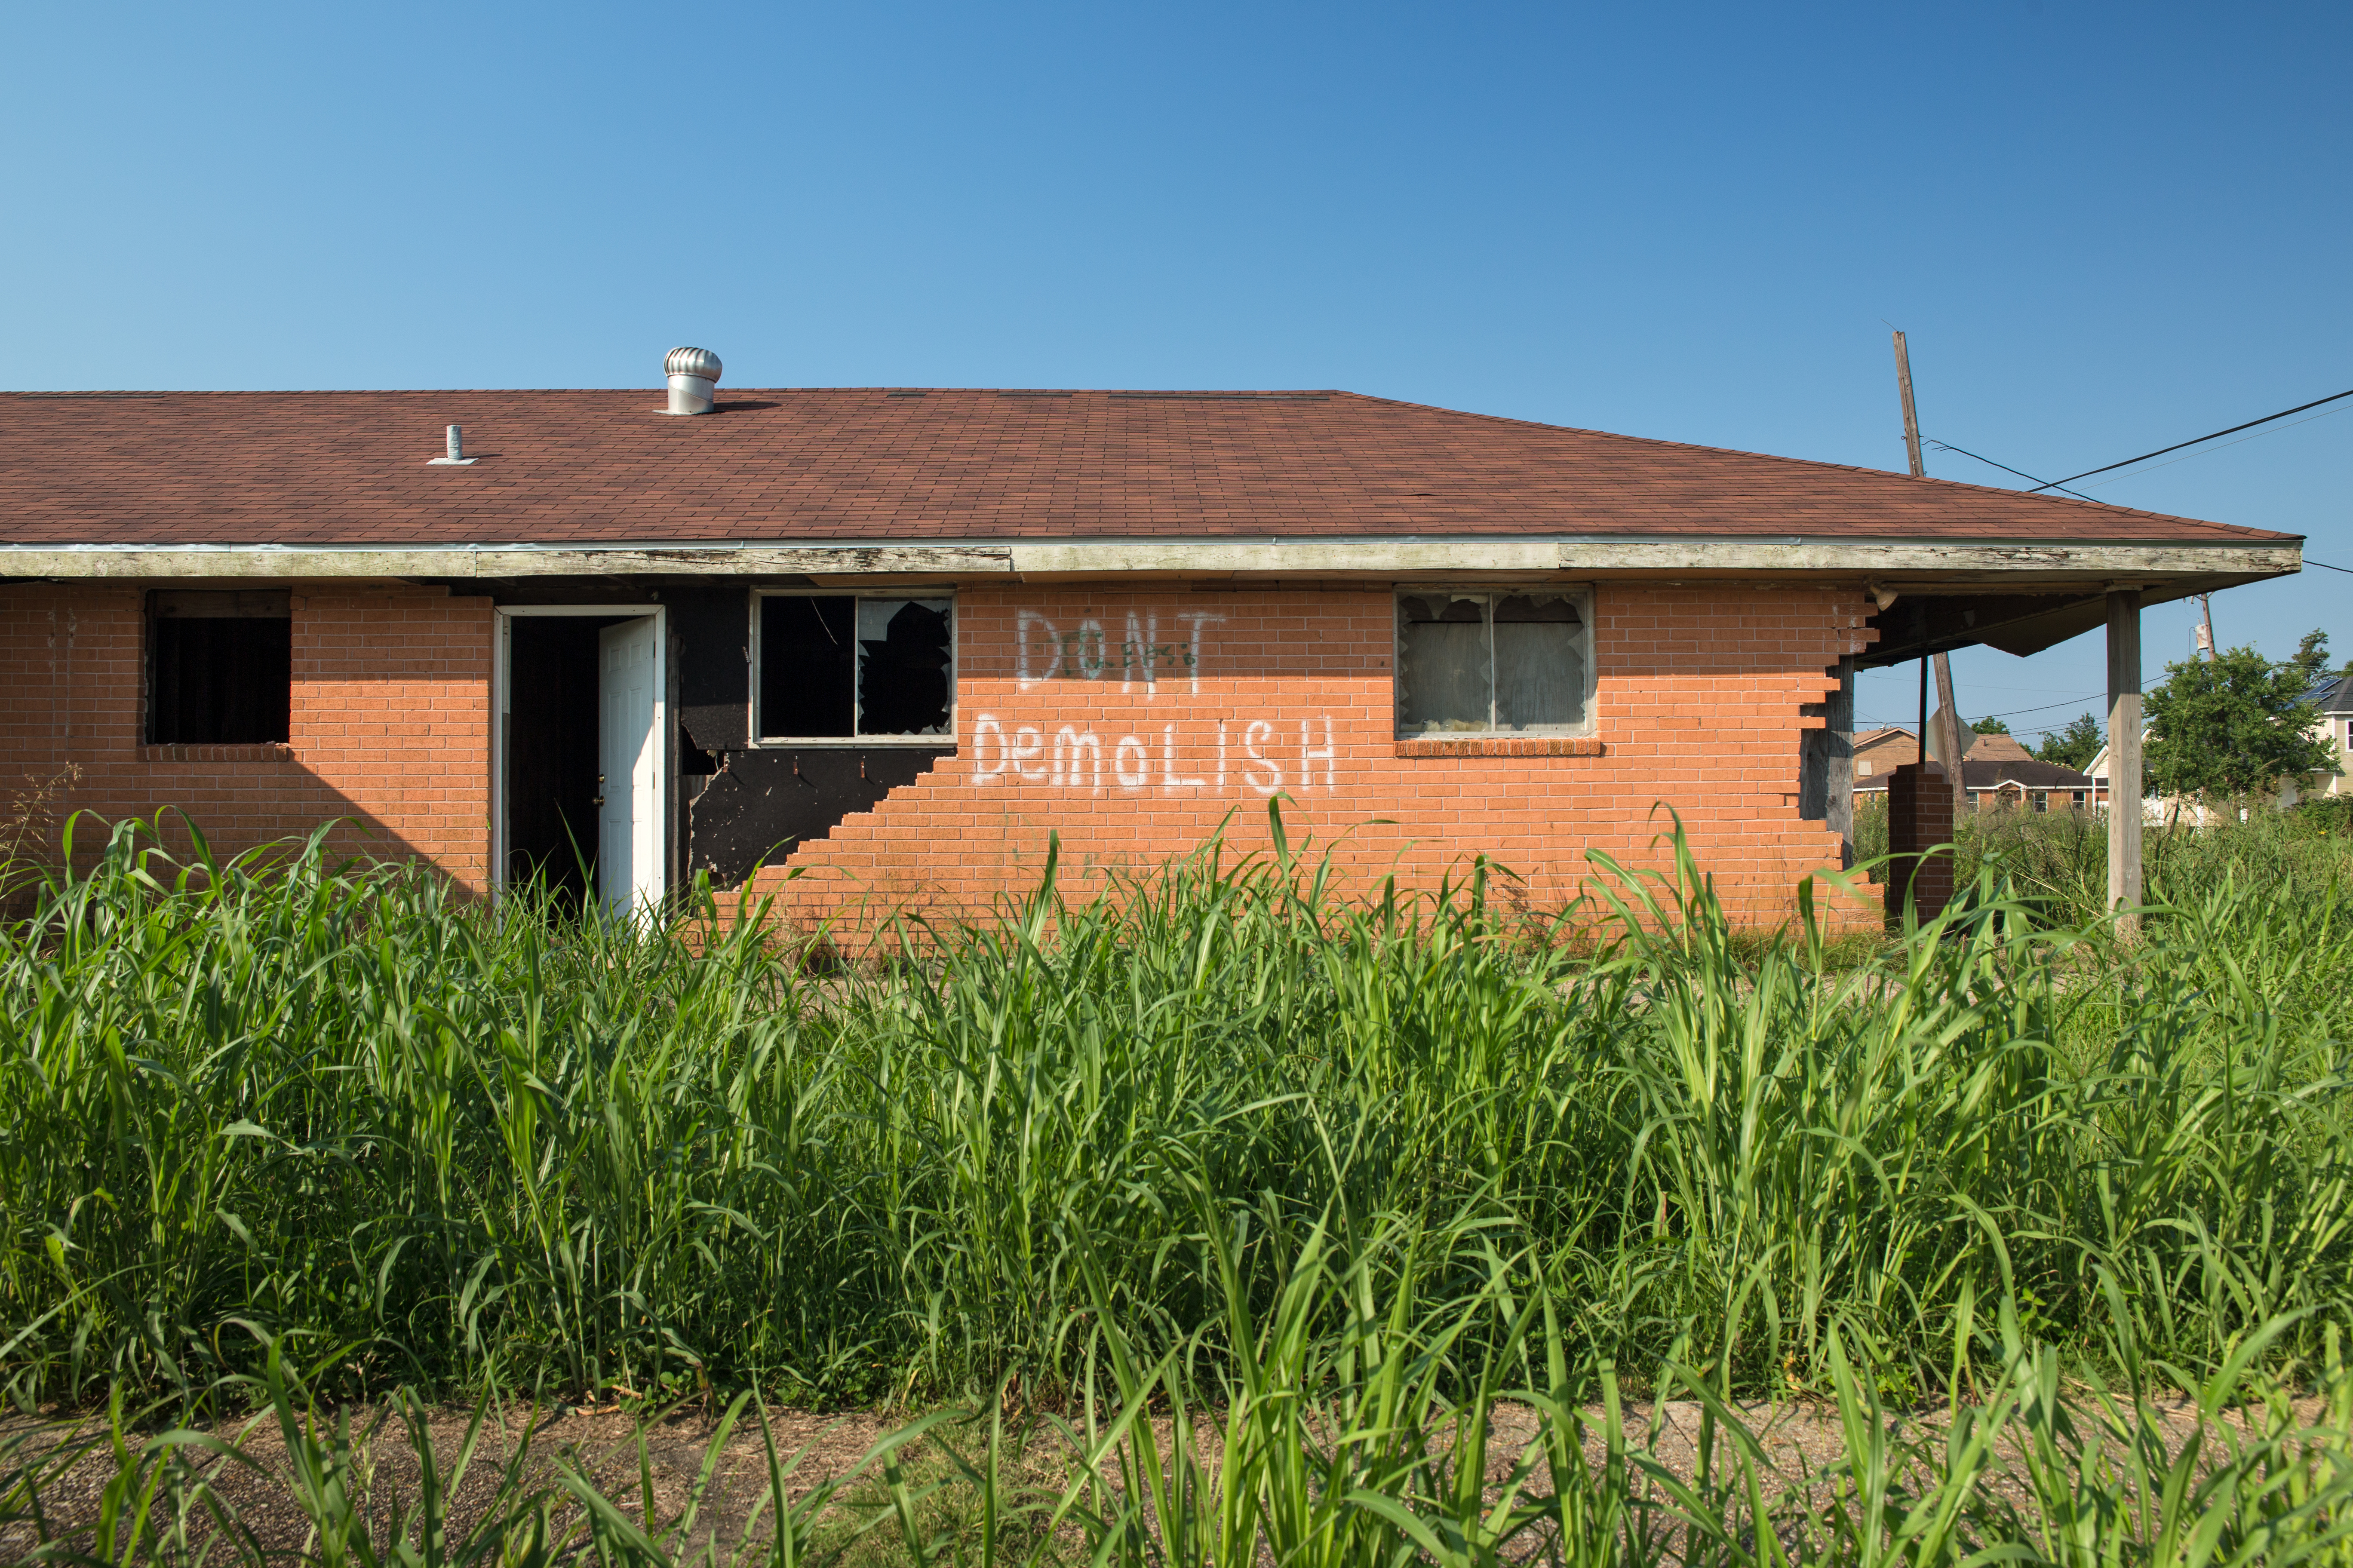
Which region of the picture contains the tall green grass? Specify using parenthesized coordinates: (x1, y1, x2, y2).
(1854, 792, 2353, 930)
(2, 805, 2350, 1416)
(13, 1223, 2353, 1566)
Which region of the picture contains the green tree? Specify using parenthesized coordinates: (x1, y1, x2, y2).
(2034, 712, 2102, 771)
(2289, 629, 2350, 687)
(2144, 644, 2341, 802)
(1970, 715, 2012, 735)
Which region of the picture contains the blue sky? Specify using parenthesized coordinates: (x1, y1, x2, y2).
(5, 2, 2346, 739)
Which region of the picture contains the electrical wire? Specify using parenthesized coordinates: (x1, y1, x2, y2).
(2073, 402, 2352, 489)
(1861, 692, 2104, 725)
(2026, 386, 2353, 493)
(2308, 558, 2353, 575)
(1923, 441, 2100, 500)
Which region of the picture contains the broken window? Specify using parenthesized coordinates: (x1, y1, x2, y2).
(1396, 590, 1588, 736)
(756, 594, 952, 740)
(147, 590, 292, 744)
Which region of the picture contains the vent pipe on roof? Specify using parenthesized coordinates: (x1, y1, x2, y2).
(427, 424, 477, 465)
(664, 347, 722, 415)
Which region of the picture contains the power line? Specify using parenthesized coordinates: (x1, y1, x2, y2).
(1976, 693, 2106, 720)
(2025, 385, 2353, 493)
(1924, 440, 2098, 500)
(1857, 691, 2106, 733)
(2073, 401, 2352, 489)
(2309, 558, 2353, 575)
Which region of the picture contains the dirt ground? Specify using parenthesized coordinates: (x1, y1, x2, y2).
(0, 1387, 2294, 1564)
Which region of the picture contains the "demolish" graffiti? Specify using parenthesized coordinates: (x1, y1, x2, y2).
(969, 715, 1336, 795)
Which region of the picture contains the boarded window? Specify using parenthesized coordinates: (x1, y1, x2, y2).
(758, 595, 952, 740)
(147, 591, 291, 744)
(1397, 590, 1586, 736)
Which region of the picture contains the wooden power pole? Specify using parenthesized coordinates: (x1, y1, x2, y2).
(1892, 331, 1970, 827)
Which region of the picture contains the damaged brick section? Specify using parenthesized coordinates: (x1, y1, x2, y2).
(681, 721, 951, 888)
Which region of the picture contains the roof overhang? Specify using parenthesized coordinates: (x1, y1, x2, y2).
(1, 534, 2298, 663)
(0, 534, 2302, 586)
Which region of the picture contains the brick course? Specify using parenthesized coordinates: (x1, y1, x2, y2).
(0, 584, 491, 887)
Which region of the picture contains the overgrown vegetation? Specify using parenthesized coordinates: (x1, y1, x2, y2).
(3, 806, 2352, 1560)
(4, 804, 2350, 1424)
(9, 1230, 2353, 1565)
(1853, 792, 2353, 920)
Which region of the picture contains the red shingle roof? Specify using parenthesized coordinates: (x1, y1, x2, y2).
(0, 387, 2296, 548)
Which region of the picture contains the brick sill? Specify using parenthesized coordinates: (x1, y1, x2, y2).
(139, 743, 298, 763)
(1395, 736, 1605, 758)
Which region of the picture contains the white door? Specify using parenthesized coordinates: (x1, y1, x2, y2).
(597, 617, 664, 913)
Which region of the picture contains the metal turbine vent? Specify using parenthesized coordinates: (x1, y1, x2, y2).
(664, 347, 722, 415)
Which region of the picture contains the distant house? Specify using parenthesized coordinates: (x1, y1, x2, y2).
(1855, 730, 2092, 812)
(2297, 674, 2353, 801)
(1957, 733, 2094, 812)
(1852, 726, 1918, 783)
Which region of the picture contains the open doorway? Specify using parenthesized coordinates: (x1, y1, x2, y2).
(496, 607, 668, 914)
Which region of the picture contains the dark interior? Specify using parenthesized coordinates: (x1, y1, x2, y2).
(857, 601, 953, 733)
(148, 611, 292, 744)
(505, 617, 604, 912)
(759, 596, 856, 737)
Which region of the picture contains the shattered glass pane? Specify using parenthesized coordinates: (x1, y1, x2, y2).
(856, 599, 953, 735)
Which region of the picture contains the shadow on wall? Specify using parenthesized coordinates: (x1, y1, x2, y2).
(0, 756, 463, 894)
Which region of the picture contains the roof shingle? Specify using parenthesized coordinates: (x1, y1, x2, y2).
(0, 387, 2298, 549)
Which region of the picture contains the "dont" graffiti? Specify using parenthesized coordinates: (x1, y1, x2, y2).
(1016, 610, 1226, 697)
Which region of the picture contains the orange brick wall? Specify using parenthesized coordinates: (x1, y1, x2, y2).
(751, 582, 1880, 930)
(0, 583, 493, 888)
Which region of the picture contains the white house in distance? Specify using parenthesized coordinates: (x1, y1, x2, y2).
(2084, 672, 2353, 823)
(2298, 673, 2353, 800)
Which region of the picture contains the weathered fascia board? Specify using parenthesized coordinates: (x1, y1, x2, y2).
(1008, 538, 2304, 579)
(0, 544, 1016, 580)
(0, 536, 2301, 581)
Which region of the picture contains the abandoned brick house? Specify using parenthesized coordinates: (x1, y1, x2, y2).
(0, 353, 2304, 928)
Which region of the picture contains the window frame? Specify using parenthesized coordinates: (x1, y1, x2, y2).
(1392, 583, 1596, 740)
(747, 588, 959, 747)
(145, 589, 294, 746)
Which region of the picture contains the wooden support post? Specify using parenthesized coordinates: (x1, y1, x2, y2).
(1826, 657, 1856, 868)
(2106, 590, 2143, 925)
(1932, 651, 1968, 826)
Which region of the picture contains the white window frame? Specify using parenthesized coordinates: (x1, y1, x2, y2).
(747, 588, 958, 747)
(1393, 584, 1596, 740)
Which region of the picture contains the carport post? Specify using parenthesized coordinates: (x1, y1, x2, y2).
(2105, 590, 2143, 927)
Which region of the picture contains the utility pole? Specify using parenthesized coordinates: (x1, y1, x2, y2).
(1892, 330, 1971, 827)
(2195, 592, 2216, 661)
(1894, 331, 1926, 479)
